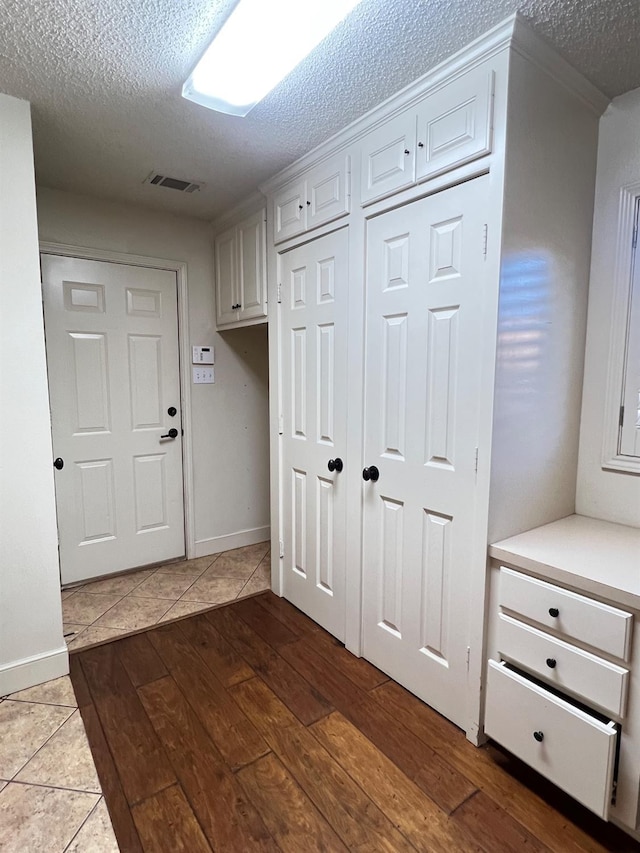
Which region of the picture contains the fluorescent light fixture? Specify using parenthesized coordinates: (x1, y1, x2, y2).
(182, 0, 363, 117)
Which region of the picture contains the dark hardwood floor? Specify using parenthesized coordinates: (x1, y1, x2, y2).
(69, 592, 638, 852)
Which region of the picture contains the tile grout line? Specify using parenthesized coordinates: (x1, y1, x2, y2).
(2, 702, 75, 782)
(61, 795, 104, 853)
(7, 776, 103, 797)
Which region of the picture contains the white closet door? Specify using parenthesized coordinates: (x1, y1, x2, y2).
(361, 176, 488, 729)
(280, 228, 349, 640)
(42, 255, 185, 584)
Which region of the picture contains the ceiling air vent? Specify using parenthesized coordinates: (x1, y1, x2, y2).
(144, 172, 204, 193)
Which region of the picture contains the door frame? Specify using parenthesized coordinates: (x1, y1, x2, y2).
(40, 241, 196, 565)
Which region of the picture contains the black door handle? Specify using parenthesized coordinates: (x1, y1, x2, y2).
(328, 458, 343, 473)
(53, 457, 64, 470)
(362, 465, 379, 482)
(160, 428, 179, 439)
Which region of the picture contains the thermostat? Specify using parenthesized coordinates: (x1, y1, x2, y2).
(192, 345, 214, 364)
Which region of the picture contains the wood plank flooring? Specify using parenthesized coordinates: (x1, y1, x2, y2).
(69, 592, 638, 853)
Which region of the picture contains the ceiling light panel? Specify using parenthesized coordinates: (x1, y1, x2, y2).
(182, 0, 363, 117)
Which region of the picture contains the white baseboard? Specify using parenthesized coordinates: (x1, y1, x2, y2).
(0, 645, 69, 697)
(194, 525, 270, 559)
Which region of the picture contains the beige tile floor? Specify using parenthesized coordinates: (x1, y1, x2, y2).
(1, 541, 271, 852)
(62, 541, 271, 650)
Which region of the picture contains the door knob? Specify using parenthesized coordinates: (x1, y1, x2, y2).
(160, 428, 179, 439)
(362, 465, 379, 482)
(328, 458, 343, 473)
(53, 457, 64, 470)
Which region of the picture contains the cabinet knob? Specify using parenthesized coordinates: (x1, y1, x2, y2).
(306, 200, 311, 206)
(404, 148, 410, 155)
(362, 465, 380, 482)
(546, 658, 557, 669)
(418, 141, 424, 148)
(298, 204, 304, 210)
(328, 458, 343, 473)
(549, 607, 559, 617)
(53, 457, 64, 470)
(533, 731, 544, 743)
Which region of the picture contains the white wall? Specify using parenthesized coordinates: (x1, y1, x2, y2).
(0, 95, 67, 694)
(576, 88, 640, 528)
(36, 187, 271, 558)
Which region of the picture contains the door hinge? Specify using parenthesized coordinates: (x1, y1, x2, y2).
(633, 227, 637, 250)
(619, 406, 625, 428)
(466, 646, 471, 671)
(474, 447, 479, 475)
(482, 224, 488, 259)
(279, 539, 284, 558)
(277, 283, 282, 303)
(278, 413, 284, 435)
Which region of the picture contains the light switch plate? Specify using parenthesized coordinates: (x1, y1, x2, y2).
(193, 366, 214, 384)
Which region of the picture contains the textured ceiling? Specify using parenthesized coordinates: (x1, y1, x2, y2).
(1, 0, 638, 220)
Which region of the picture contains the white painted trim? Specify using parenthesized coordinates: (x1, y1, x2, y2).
(0, 646, 68, 697)
(510, 16, 609, 116)
(38, 241, 197, 559)
(601, 186, 640, 474)
(211, 190, 266, 234)
(194, 525, 270, 558)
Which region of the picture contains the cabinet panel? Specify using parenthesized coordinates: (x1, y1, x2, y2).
(416, 70, 494, 182)
(215, 226, 237, 325)
(360, 112, 416, 205)
(497, 613, 629, 718)
(485, 661, 617, 819)
(307, 155, 350, 231)
(274, 180, 306, 243)
(238, 210, 266, 321)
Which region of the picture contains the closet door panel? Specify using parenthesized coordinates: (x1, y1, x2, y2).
(362, 175, 489, 730)
(280, 228, 349, 640)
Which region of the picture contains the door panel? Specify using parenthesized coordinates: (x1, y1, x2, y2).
(238, 209, 267, 321)
(362, 176, 488, 729)
(42, 255, 185, 584)
(280, 229, 348, 640)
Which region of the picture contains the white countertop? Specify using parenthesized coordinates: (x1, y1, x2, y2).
(489, 514, 640, 611)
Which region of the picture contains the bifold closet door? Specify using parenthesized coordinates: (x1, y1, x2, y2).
(280, 228, 349, 640)
(362, 175, 488, 730)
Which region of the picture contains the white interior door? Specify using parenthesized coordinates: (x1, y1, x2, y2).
(280, 228, 348, 640)
(42, 254, 185, 585)
(361, 176, 488, 729)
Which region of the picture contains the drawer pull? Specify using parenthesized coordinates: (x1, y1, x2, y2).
(549, 607, 559, 617)
(546, 658, 557, 669)
(533, 730, 544, 743)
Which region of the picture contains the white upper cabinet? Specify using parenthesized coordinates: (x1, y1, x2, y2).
(360, 66, 495, 205)
(215, 208, 266, 328)
(273, 154, 350, 243)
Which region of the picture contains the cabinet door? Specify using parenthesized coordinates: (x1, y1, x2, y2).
(238, 209, 267, 321)
(274, 179, 306, 243)
(280, 228, 349, 641)
(215, 226, 238, 325)
(306, 155, 350, 231)
(361, 175, 489, 731)
(360, 112, 416, 205)
(416, 69, 494, 183)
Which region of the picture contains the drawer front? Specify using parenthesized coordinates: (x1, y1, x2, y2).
(416, 69, 494, 183)
(274, 179, 306, 243)
(498, 613, 629, 718)
(306, 155, 350, 231)
(360, 112, 416, 205)
(485, 661, 617, 819)
(499, 567, 633, 660)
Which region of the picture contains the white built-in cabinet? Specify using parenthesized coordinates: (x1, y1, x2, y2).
(214, 207, 267, 328)
(213, 12, 640, 841)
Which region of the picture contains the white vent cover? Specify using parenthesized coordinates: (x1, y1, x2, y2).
(144, 171, 204, 193)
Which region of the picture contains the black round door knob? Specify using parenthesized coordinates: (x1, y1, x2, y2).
(328, 458, 343, 473)
(167, 406, 177, 417)
(549, 607, 560, 618)
(160, 428, 179, 439)
(546, 658, 557, 669)
(53, 457, 64, 470)
(362, 465, 380, 482)
(533, 731, 544, 743)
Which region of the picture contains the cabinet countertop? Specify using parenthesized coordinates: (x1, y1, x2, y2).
(489, 514, 640, 612)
